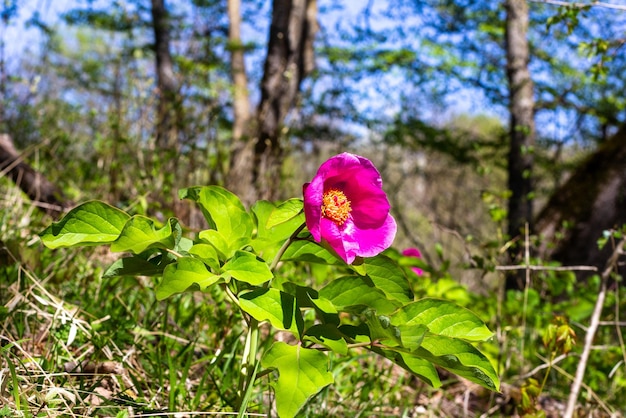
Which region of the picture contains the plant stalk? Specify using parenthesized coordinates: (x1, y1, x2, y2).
(235, 220, 306, 412)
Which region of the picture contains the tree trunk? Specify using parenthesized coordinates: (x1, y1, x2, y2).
(225, 0, 256, 206)
(505, 0, 536, 289)
(0, 134, 67, 216)
(536, 124, 626, 276)
(151, 0, 180, 151)
(253, 0, 317, 201)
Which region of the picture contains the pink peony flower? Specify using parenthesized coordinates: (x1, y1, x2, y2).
(303, 153, 397, 264)
(402, 247, 423, 276)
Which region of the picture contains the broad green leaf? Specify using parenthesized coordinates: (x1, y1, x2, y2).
(251, 200, 305, 261)
(364, 309, 403, 347)
(239, 288, 302, 336)
(198, 229, 230, 259)
(103, 256, 167, 278)
(39, 201, 130, 248)
(180, 186, 253, 241)
(262, 342, 334, 418)
(417, 334, 500, 391)
(188, 243, 220, 271)
(363, 254, 413, 303)
(384, 350, 441, 388)
(304, 324, 348, 355)
(266, 199, 304, 229)
(222, 251, 273, 285)
(175, 236, 194, 254)
(319, 276, 401, 315)
(156, 257, 219, 300)
(391, 299, 493, 341)
(282, 240, 342, 265)
(110, 217, 180, 253)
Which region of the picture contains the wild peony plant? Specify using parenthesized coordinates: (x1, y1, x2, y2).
(39, 153, 499, 417)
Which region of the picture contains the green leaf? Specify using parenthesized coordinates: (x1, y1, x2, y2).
(39, 201, 130, 248)
(362, 254, 413, 302)
(304, 324, 348, 355)
(381, 350, 441, 388)
(282, 240, 341, 265)
(102, 256, 167, 278)
(417, 334, 500, 391)
(222, 251, 273, 285)
(319, 276, 401, 315)
(363, 309, 404, 347)
(180, 186, 253, 240)
(198, 229, 231, 260)
(188, 243, 220, 271)
(110, 217, 180, 253)
(239, 288, 302, 336)
(391, 299, 493, 341)
(266, 199, 303, 229)
(251, 200, 305, 261)
(262, 342, 334, 418)
(156, 257, 219, 300)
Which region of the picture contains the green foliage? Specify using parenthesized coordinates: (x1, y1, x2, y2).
(261, 342, 334, 418)
(38, 186, 499, 417)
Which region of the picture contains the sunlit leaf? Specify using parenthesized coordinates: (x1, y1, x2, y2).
(262, 342, 334, 418)
(304, 324, 348, 355)
(282, 240, 341, 265)
(222, 251, 273, 285)
(155, 257, 219, 300)
(188, 243, 220, 271)
(251, 200, 305, 261)
(110, 216, 180, 253)
(391, 298, 493, 341)
(239, 288, 302, 336)
(380, 350, 441, 388)
(266, 199, 304, 229)
(319, 275, 401, 315)
(417, 334, 500, 391)
(180, 185, 253, 242)
(363, 254, 413, 302)
(39, 201, 129, 248)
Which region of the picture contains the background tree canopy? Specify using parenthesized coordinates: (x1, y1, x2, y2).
(2, 0, 626, 416)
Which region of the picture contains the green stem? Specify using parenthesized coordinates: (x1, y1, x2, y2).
(235, 221, 306, 412)
(269, 222, 306, 273)
(237, 317, 259, 410)
(539, 350, 556, 395)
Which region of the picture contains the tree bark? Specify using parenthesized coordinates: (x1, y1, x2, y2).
(253, 0, 317, 201)
(0, 134, 67, 215)
(225, 0, 255, 206)
(536, 123, 626, 276)
(505, 0, 536, 289)
(151, 0, 180, 151)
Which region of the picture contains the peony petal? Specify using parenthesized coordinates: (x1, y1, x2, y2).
(303, 178, 324, 242)
(402, 247, 423, 275)
(303, 152, 397, 264)
(402, 248, 421, 258)
(315, 152, 362, 180)
(346, 214, 397, 258)
(320, 218, 359, 264)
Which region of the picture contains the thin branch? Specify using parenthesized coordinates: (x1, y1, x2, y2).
(538, 353, 616, 417)
(496, 264, 597, 271)
(529, 0, 626, 11)
(563, 237, 626, 418)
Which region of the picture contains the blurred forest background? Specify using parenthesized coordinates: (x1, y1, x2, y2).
(2, 0, 626, 416)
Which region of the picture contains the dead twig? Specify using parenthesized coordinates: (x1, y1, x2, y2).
(563, 236, 626, 418)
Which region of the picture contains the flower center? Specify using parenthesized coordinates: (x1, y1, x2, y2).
(321, 188, 352, 225)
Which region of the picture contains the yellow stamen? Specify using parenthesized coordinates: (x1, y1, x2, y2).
(322, 189, 351, 225)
